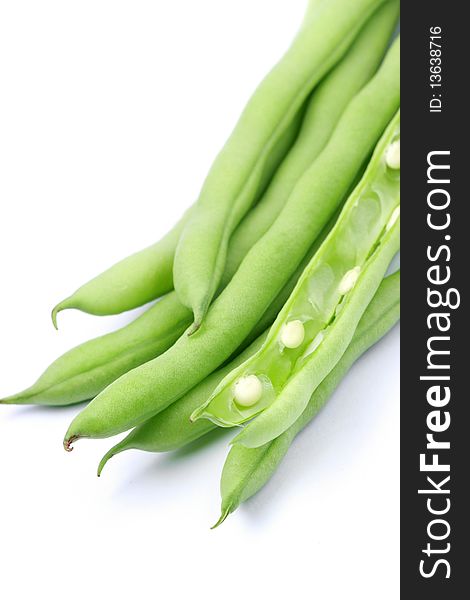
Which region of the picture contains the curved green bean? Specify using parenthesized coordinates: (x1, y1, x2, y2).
(63, 38, 400, 449)
(99, 269, 399, 483)
(51, 207, 193, 326)
(173, 0, 391, 330)
(0, 294, 190, 406)
(193, 112, 400, 445)
(214, 270, 400, 527)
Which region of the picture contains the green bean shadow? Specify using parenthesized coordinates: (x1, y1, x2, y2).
(238, 417, 328, 526)
(108, 427, 235, 502)
(116, 426, 233, 482)
(166, 427, 234, 462)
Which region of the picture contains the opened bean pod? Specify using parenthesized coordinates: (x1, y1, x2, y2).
(214, 270, 400, 527)
(192, 111, 401, 446)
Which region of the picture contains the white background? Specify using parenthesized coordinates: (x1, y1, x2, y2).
(0, 2, 399, 599)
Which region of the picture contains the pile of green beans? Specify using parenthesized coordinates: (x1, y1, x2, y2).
(98, 269, 399, 475)
(51, 0, 397, 325)
(0, 7, 398, 407)
(1, 1, 400, 527)
(63, 35, 400, 448)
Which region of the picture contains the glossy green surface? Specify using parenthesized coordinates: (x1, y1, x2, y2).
(223, 0, 399, 285)
(99, 268, 399, 476)
(194, 112, 400, 432)
(3, 229, 327, 407)
(96, 218, 338, 465)
(47, 0, 397, 331)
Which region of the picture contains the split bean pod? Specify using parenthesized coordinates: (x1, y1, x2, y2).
(193, 111, 401, 446)
(95, 218, 338, 466)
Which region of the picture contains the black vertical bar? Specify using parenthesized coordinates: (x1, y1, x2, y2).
(401, 2, 467, 597)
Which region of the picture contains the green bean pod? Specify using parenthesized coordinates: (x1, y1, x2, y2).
(173, 0, 392, 329)
(51, 208, 193, 326)
(193, 112, 400, 444)
(214, 270, 400, 527)
(63, 38, 400, 448)
(232, 222, 399, 447)
(50, 2, 398, 326)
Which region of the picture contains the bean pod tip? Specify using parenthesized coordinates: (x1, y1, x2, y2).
(51, 305, 60, 330)
(97, 441, 127, 476)
(51, 300, 69, 330)
(51, 295, 79, 329)
(210, 506, 231, 530)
